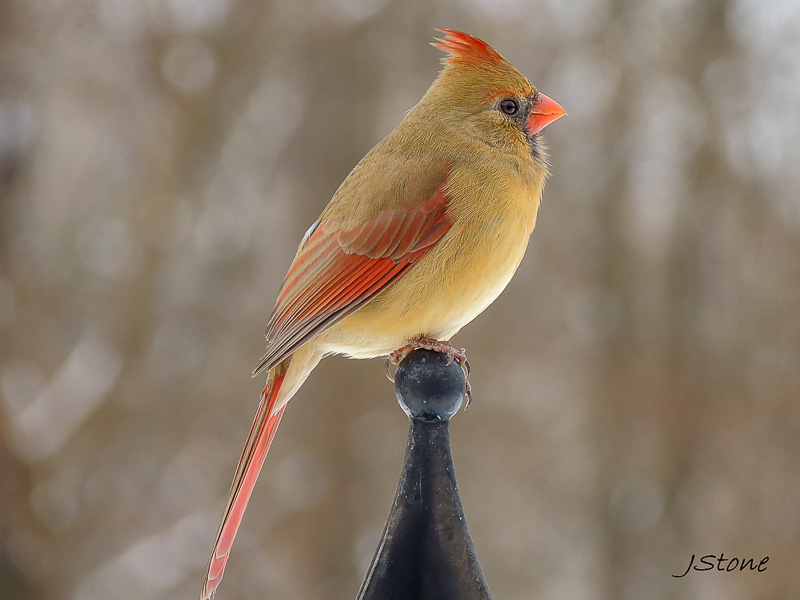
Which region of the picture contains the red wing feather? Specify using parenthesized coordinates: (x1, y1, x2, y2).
(253, 183, 451, 375)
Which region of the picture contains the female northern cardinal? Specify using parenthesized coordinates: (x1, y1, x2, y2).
(201, 29, 565, 599)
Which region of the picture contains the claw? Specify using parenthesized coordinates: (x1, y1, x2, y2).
(384, 358, 395, 383)
(451, 348, 469, 377)
(444, 346, 457, 366)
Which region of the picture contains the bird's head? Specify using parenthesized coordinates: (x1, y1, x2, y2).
(421, 29, 566, 164)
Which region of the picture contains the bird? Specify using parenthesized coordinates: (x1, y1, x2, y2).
(201, 29, 565, 599)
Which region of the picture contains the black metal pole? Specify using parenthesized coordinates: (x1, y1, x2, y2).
(357, 349, 492, 600)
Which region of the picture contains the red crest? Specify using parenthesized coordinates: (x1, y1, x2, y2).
(432, 29, 504, 67)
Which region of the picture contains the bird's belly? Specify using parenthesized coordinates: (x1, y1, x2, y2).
(317, 221, 531, 358)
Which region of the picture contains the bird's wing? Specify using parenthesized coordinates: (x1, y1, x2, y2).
(253, 164, 452, 375)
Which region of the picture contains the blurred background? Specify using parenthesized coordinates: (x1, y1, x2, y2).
(1, 0, 799, 599)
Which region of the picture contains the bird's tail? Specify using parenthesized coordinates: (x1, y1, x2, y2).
(201, 359, 291, 600)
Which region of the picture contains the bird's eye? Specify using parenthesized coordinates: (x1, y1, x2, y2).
(499, 98, 519, 115)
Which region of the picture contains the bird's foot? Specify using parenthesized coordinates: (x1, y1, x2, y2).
(384, 337, 472, 408)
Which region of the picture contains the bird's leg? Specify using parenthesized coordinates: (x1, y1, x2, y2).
(384, 337, 472, 407)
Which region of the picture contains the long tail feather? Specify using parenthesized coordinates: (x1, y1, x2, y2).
(201, 360, 289, 599)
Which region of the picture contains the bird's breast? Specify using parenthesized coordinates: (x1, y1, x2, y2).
(319, 171, 542, 358)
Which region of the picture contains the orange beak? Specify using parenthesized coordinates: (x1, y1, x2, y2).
(526, 93, 566, 136)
